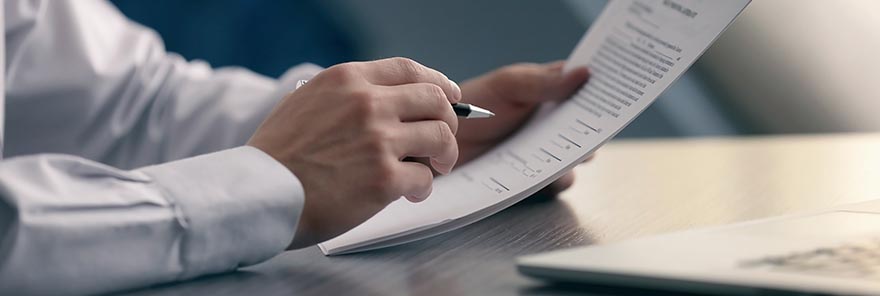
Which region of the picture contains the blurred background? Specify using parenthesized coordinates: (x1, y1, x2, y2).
(110, 0, 880, 139)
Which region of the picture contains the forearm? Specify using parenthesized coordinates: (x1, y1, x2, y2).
(0, 147, 303, 295)
(4, 0, 322, 168)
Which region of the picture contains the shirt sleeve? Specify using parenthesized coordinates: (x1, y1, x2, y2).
(0, 146, 304, 295)
(4, 0, 323, 169)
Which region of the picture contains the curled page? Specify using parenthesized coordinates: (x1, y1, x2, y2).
(320, 0, 751, 255)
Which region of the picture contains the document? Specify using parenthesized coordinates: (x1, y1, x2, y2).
(319, 0, 751, 255)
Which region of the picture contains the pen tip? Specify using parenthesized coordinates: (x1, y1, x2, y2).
(468, 105, 495, 119)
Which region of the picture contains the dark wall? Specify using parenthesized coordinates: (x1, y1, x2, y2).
(111, 0, 357, 78)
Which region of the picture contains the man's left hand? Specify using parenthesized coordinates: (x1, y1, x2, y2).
(455, 61, 590, 196)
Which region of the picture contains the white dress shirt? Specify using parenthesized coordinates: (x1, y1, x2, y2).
(0, 1, 321, 294)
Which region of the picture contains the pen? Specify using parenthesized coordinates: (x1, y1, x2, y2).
(295, 80, 495, 119)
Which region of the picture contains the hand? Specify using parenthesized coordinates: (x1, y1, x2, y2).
(247, 57, 462, 249)
(456, 61, 590, 196)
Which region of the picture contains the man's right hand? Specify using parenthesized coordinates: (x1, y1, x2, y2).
(247, 58, 462, 249)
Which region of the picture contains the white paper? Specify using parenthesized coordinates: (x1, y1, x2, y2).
(319, 0, 751, 255)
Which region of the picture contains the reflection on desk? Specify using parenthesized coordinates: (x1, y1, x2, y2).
(123, 133, 880, 296)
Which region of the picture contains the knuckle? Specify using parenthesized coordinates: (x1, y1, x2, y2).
(375, 160, 396, 182)
(361, 122, 398, 153)
(323, 63, 359, 83)
(362, 128, 392, 154)
(374, 128, 396, 147)
(420, 166, 435, 185)
(436, 101, 458, 134)
(349, 90, 381, 117)
(446, 112, 459, 134)
(390, 57, 417, 67)
(434, 121, 455, 148)
(419, 163, 436, 180)
(349, 88, 374, 102)
(393, 57, 424, 79)
(424, 84, 448, 105)
(414, 169, 434, 196)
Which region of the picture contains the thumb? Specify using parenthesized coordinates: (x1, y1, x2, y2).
(543, 61, 590, 102)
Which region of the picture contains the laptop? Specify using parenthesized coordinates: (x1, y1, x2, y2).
(517, 200, 880, 295)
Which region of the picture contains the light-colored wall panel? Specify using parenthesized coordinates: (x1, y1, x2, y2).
(702, 0, 880, 133)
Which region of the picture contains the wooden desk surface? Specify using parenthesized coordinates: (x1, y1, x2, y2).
(125, 133, 880, 296)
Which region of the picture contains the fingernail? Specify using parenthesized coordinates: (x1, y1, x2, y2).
(405, 186, 432, 202)
(431, 159, 453, 175)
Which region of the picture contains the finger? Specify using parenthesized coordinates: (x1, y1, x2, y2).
(526, 61, 589, 103)
(584, 153, 596, 163)
(395, 162, 435, 202)
(358, 57, 462, 103)
(492, 61, 590, 105)
(551, 171, 576, 192)
(547, 63, 591, 103)
(383, 83, 459, 133)
(392, 120, 459, 175)
(529, 171, 576, 201)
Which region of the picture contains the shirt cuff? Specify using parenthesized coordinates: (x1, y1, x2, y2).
(138, 146, 303, 279)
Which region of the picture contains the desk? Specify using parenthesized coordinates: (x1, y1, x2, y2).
(124, 133, 880, 296)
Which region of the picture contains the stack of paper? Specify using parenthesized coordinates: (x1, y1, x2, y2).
(319, 0, 751, 255)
